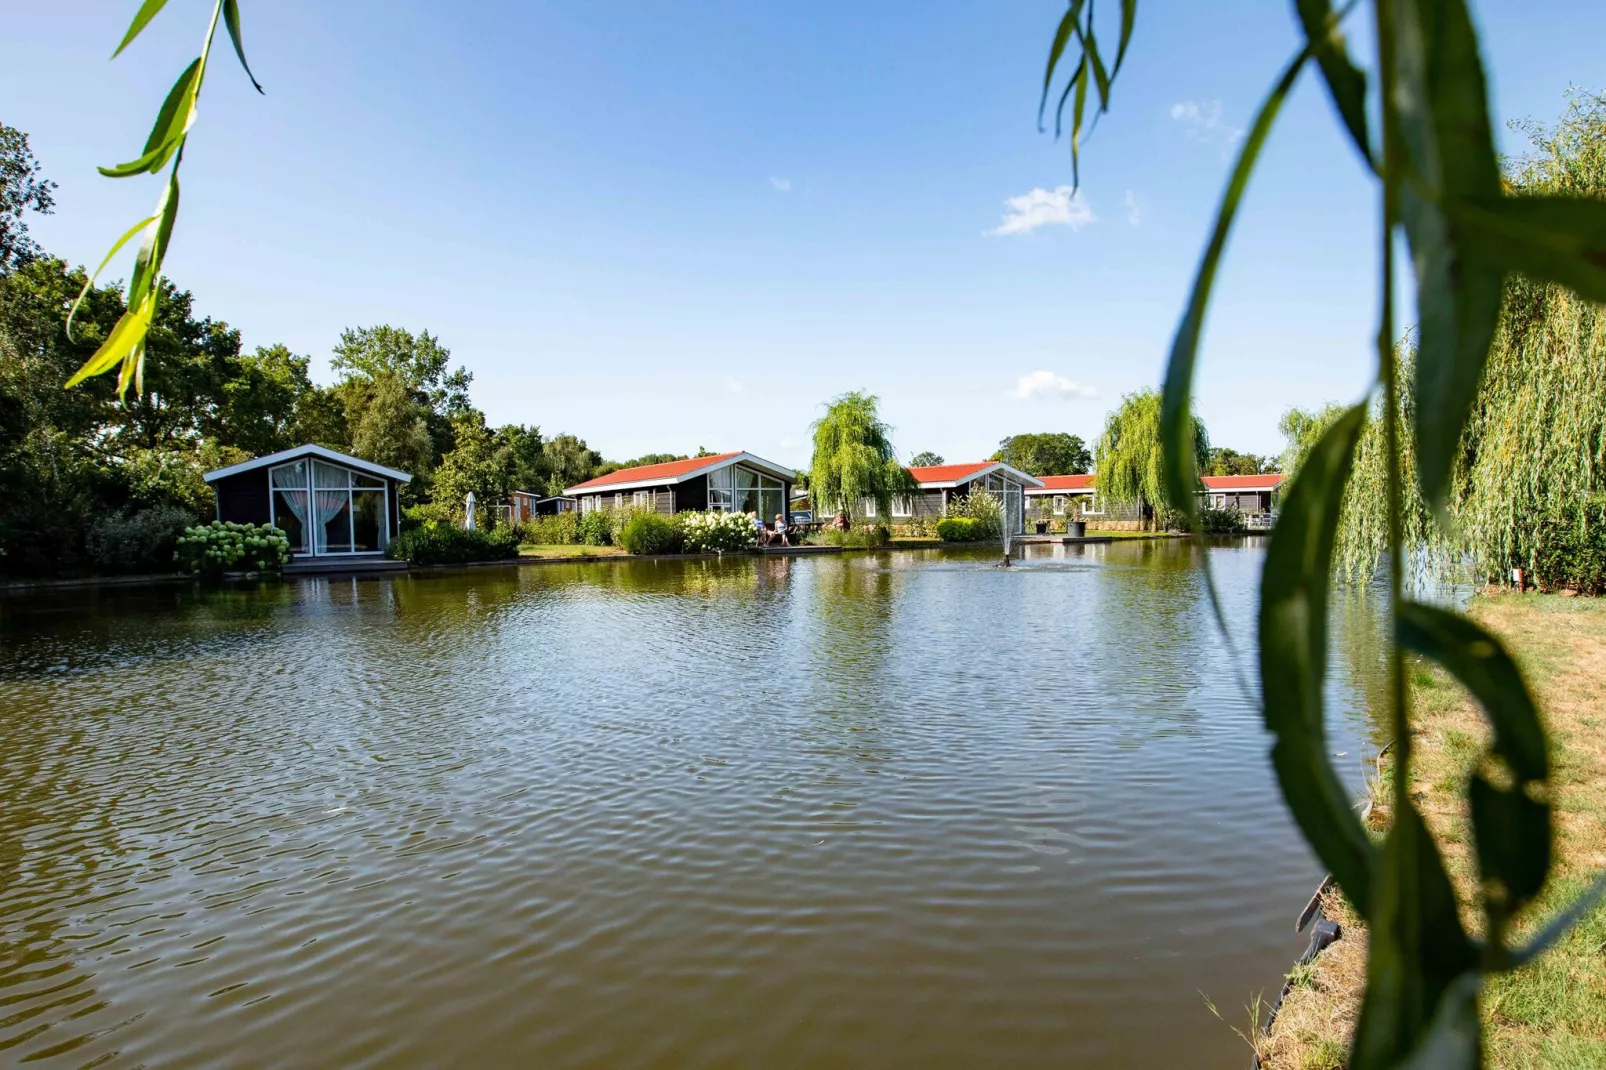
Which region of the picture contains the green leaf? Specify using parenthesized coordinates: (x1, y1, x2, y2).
(1504, 867, 1606, 969)
(1037, 0, 1087, 131)
(1400, 602, 1550, 934)
(1110, 0, 1136, 78)
(1258, 402, 1377, 913)
(1162, 47, 1309, 525)
(99, 58, 201, 177)
(129, 172, 180, 309)
(1293, 0, 1371, 165)
(112, 0, 170, 58)
(65, 290, 157, 390)
(1391, 0, 1504, 521)
(66, 213, 158, 341)
(1350, 803, 1479, 1068)
(1068, 48, 1090, 187)
(1397, 973, 1482, 1070)
(223, 0, 264, 93)
(1455, 195, 1606, 305)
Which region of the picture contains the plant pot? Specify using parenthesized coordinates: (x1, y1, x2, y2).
(1068, 521, 1086, 538)
(1035, 521, 1049, 534)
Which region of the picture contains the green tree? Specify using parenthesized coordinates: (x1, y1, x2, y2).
(544, 433, 602, 493)
(349, 369, 433, 486)
(1278, 403, 1347, 481)
(993, 432, 1090, 475)
(431, 413, 512, 522)
(498, 424, 548, 495)
(909, 451, 944, 467)
(1092, 389, 1207, 518)
(0, 123, 56, 273)
(1204, 446, 1276, 476)
(808, 391, 916, 518)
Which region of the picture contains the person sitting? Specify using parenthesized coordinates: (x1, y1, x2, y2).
(750, 511, 769, 545)
(772, 513, 791, 547)
(832, 510, 849, 532)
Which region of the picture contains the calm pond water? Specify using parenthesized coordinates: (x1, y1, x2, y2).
(0, 540, 1387, 1068)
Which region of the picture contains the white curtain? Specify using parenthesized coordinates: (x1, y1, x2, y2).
(278, 489, 308, 526)
(315, 490, 348, 553)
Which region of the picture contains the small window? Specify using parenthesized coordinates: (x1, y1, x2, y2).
(1053, 495, 1066, 516)
(633, 490, 651, 509)
(862, 497, 877, 518)
(891, 495, 912, 518)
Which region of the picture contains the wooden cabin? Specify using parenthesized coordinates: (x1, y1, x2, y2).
(564, 452, 796, 521)
(1200, 473, 1283, 513)
(204, 445, 411, 559)
(1023, 473, 1096, 522)
(851, 461, 1042, 534)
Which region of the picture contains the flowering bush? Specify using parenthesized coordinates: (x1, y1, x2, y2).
(677, 510, 756, 553)
(175, 521, 290, 577)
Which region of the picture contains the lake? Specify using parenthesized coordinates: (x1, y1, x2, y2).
(0, 540, 1386, 1067)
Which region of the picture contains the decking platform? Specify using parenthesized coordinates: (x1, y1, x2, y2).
(1014, 534, 1116, 545)
(757, 544, 844, 555)
(283, 556, 409, 577)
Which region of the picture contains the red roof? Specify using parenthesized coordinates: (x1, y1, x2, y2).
(567, 452, 741, 492)
(1032, 474, 1095, 491)
(906, 462, 995, 485)
(1201, 473, 1283, 491)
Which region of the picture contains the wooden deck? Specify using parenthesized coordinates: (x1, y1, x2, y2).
(283, 556, 409, 576)
(1013, 534, 1116, 545)
(757, 544, 844, 555)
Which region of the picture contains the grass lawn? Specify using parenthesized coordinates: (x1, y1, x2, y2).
(1263, 593, 1606, 1069)
(518, 543, 629, 559)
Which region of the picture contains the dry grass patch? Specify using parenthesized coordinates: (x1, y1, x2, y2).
(1260, 593, 1606, 1068)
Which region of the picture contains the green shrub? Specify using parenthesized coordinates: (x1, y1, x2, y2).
(620, 513, 683, 555)
(517, 511, 580, 545)
(88, 503, 197, 574)
(387, 522, 519, 565)
(1196, 506, 1247, 535)
(678, 510, 756, 553)
(935, 517, 981, 542)
(175, 521, 291, 577)
(1530, 498, 1606, 593)
(577, 510, 613, 546)
(947, 490, 1003, 539)
(819, 524, 890, 548)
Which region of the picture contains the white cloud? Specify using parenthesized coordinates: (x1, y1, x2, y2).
(990, 186, 1094, 236)
(769, 176, 791, 192)
(1170, 99, 1243, 143)
(1010, 371, 1098, 402)
(1124, 190, 1141, 226)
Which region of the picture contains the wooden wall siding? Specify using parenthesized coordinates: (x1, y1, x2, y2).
(1205, 491, 1272, 512)
(215, 470, 271, 525)
(678, 474, 708, 513)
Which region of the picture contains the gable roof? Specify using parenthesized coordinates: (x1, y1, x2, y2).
(564, 451, 796, 495)
(906, 461, 1045, 489)
(1026, 474, 1096, 494)
(1201, 473, 1284, 491)
(203, 443, 412, 484)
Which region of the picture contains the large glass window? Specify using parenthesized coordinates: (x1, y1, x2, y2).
(758, 476, 784, 524)
(707, 467, 734, 511)
(269, 456, 389, 555)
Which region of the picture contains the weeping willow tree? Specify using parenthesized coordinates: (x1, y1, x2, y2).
(1092, 388, 1207, 525)
(807, 391, 916, 520)
(1338, 92, 1606, 584)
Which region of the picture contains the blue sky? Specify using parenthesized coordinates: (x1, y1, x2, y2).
(5, 1, 1603, 469)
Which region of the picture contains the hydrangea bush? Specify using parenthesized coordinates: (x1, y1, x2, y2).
(175, 521, 291, 577)
(678, 510, 756, 553)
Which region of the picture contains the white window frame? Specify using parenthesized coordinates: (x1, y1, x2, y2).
(633, 490, 651, 510)
(268, 458, 389, 557)
(862, 496, 877, 518)
(1052, 495, 1066, 516)
(891, 495, 912, 518)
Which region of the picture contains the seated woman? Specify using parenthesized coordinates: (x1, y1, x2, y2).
(750, 511, 770, 545)
(772, 513, 790, 547)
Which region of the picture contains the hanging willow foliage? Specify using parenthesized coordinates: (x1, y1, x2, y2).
(1339, 93, 1606, 586)
(1042, 2, 1606, 1065)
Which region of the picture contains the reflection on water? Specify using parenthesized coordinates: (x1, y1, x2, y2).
(0, 539, 1385, 1068)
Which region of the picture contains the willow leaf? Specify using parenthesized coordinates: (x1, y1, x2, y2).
(1391, 0, 1504, 521)
(1294, 0, 1370, 164)
(1162, 47, 1308, 523)
(1110, 0, 1136, 78)
(66, 214, 157, 341)
(1397, 973, 1482, 1070)
(223, 0, 264, 93)
(1350, 802, 1478, 1068)
(99, 58, 201, 177)
(129, 172, 180, 311)
(113, 0, 171, 58)
(1258, 402, 1376, 913)
(1400, 602, 1550, 931)
(1456, 195, 1606, 305)
(1038, 0, 1087, 131)
(65, 292, 156, 389)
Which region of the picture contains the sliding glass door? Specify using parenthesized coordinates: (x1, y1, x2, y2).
(270, 459, 389, 556)
(710, 465, 785, 520)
